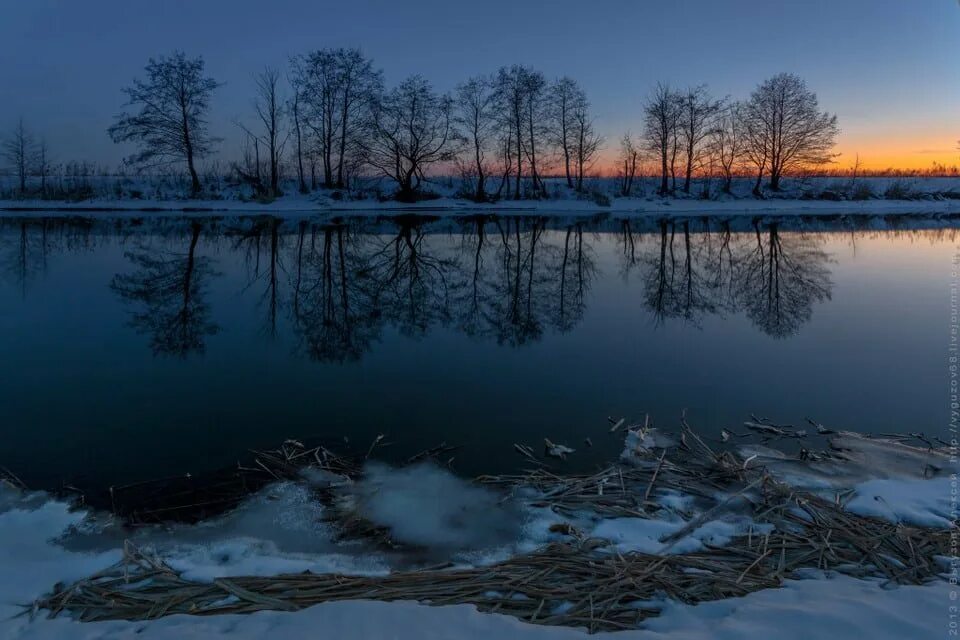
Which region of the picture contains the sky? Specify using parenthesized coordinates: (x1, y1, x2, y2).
(0, 0, 957, 171)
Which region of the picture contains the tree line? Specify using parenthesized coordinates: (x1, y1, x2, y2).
(3, 49, 841, 202)
(3, 215, 836, 358)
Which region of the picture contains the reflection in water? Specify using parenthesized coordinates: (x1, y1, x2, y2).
(5, 213, 957, 361)
(111, 222, 220, 357)
(737, 224, 832, 339)
(621, 219, 832, 337)
(1, 212, 956, 489)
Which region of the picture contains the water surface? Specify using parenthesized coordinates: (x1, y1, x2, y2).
(0, 213, 954, 491)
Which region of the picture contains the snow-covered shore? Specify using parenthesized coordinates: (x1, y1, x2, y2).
(2, 429, 955, 640)
(2, 194, 959, 218)
(2, 176, 959, 218)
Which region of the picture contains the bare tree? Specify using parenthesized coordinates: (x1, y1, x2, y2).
(495, 66, 547, 199)
(292, 48, 381, 190)
(547, 77, 584, 189)
(108, 52, 220, 197)
(292, 50, 338, 188)
(643, 84, 681, 196)
(35, 139, 51, 196)
(238, 67, 286, 197)
(743, 73, 839, 192)
(618, 133, 640, 197)
(288, 81, 308, 193)
(453, 75, 498, 202)
(3, 118, 34, 195)
(332, 49, 381, 189)
(364, 76, 454, 202)
(521, 69, 548, 198)
(571, 98, 602, 191)
(709, 103, 745, 194)
(678, 85, 723, 194)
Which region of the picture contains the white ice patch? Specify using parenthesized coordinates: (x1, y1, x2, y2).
(0, 488, 121, 635)
(60, 482, 391, 580)
(741, 432, 957, 491)
(846, 477, 955, 529)
(348, 462, 522, 551)
(589, 514, 771, 555)
(165, 539, 387, 582)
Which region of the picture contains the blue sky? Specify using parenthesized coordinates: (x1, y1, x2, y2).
(1, 0, 957, 168)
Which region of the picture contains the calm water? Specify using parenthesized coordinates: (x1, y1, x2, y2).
(0, 213, 955, 491)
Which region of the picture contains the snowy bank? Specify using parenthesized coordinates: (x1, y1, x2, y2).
(2, 428, 956, 639)
(2, 176, 960, 218)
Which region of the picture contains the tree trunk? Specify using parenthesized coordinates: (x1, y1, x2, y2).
(514, 116, 522, 199)
(474, 136, 486, 202)
(753, 168, 764, 197)
(336, 82, 351, 189)
(659, 142, 669, 196)
(181, 100, 201, 198)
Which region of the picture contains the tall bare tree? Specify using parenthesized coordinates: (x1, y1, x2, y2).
(709, 103, 745, 194)
(332, 49, 381, 189)
(364, 76, 454, 201)
(288, 81, 308, 193)
(292, 48, 381, 190)
(453, 75, 498, 202)
(547, 77, 585, 189)
(618, 133, 640, 197)
(257, 68, 285, 196)
(3, 118, 34, 195)
(292, 50, 338, 188)
(108, 52, 220, 197)
(743, 73, 839, 192)
(571, 98, 602, 191)
(495, 66, 547, 199)
(241, 67, 286, 197)
(35, 139, 51, 196)
(643, 84, 681, 196)
(678, 85, 723, 194)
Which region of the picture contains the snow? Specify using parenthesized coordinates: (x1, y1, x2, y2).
(345, 462, 523, 552)
(739, 432, 956, 494)
(2, 176, 959, 218)
(1, 432, 956, 639)
(0, 493, 948, 640)
(846, 477, 955, 529)
(590, 516, 772, 555)
(6, 578, 949, 639)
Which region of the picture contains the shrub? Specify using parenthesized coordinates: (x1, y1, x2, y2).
(884, 179, 915, 200)
(850, 182, 875, 201)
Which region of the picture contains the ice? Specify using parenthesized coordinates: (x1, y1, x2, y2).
(846, 477, 955, 528)
(346, 462, 523, 552)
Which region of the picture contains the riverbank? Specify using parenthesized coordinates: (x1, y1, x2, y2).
(2, 176, 959, 218)
(2, 421, 953, 639)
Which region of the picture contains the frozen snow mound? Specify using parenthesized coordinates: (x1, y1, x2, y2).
(345, 461, 523, 552)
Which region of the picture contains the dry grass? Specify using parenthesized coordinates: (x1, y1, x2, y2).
(33, 420, 954, 633)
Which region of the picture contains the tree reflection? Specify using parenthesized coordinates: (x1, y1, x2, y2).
(290, 221, 380, 362)
(111, 222, 220, 357)
(0, 220, 52, 297)
(735, 222, 832, 338)
(363, 215, 462, 338)
(229, 217, 285, 338)
(556, 223, 595, 332)
(630, 218, 832, 337)
(641, 220, 716, 326)
(3, 213, 845, 360)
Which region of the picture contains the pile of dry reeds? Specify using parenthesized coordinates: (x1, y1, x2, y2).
(34, 420, 954, 633)
(37, 497, 948, 633)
